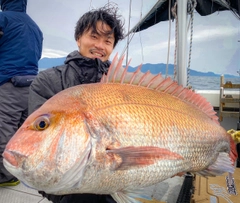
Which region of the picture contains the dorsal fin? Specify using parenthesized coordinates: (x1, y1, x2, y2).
(101, 54, 219, 124)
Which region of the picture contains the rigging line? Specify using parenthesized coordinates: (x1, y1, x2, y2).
(186, 0, 197, 87)
(89, 0, 93, 10)
(120, 32, 135, 59)
(125, 0, 132, 66)
(165, 0, 172, 78)
(171, 1, 178, 81)
(139, 0, 144, 64)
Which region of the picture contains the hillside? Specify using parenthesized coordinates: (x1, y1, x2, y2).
(38, 57, 238, 78)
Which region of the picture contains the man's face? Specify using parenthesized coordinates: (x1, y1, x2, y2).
(76, 21, 115, 62)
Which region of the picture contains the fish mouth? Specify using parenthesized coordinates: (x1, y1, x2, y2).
(3, 150, 26, 168)
(3, 151, 35, 189)
(3, 157, 24, 181)
(3, 158, 38, 189)
(3, 141, 92, 193)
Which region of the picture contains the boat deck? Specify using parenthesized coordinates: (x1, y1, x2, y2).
(1, 115, 239, 203)
(0, 183, 51, 203)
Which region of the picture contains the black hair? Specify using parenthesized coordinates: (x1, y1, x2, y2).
(74, 3, 125, 48)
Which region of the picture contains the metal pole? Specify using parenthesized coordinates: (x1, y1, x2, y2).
(125, 0, 132, 66)
(238, 40, 240, 130)
(177, 0, 188, 87)
(237, 69, 240, 130)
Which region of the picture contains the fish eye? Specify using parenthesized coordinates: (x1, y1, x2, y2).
(33, 116, 50, 131)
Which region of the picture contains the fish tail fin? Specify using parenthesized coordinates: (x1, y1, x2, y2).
(197, 152, 235, 177)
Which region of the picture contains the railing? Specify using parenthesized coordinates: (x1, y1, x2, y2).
(219, 75, 240, 121)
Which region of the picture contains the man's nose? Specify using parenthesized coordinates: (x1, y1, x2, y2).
(94, 39, 105, 49)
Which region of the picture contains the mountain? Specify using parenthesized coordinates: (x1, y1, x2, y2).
(38, 57, 66, 69)
(38, 57, 238, 78)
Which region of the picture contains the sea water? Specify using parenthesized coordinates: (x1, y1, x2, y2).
(189, 76, 240, 90)
(163, 75, 240, 90)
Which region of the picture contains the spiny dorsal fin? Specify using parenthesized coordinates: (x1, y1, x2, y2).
(101, 54, 219, 124)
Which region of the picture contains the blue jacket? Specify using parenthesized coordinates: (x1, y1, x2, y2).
(0, 0, 43, 85)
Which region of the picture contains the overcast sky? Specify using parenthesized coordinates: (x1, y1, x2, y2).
(24, 0, 240, 76)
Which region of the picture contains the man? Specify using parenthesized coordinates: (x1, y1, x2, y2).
(28, 5, 124, 203)
(0, 0, 43, 186)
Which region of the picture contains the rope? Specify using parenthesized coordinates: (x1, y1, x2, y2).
(165, 0, 173, 78)
(186, 0, 197, 87)
(171, 2, 178, 81)
(139, 0, 144, 64)
(125, 0, 132, 66)
(89, 0, 93, 10)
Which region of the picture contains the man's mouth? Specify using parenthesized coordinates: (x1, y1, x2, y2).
(90, 50, 105, 58)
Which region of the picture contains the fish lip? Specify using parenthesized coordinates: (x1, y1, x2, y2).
(3, 158, 17, 169)
(3, 158, 21, 180)
(2, 150, 26, 168)
(3, 158, 36, 189)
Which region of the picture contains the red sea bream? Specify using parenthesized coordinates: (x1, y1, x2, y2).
(3, 55, 237, 203)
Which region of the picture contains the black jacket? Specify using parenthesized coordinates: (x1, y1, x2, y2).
(29, 50, 110, 114)
(28, 50, 116, 203)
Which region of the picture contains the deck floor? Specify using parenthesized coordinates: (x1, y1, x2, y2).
(0, 183, 51, 203)
(1, 115, 239, 203)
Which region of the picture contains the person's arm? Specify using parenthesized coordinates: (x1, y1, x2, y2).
(28, 68, 61, 114)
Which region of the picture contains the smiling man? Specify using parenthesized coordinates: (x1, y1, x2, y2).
(28, 5, 124, 114)
(28, 4, 124, 203)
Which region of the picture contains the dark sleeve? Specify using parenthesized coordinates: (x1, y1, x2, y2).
(38, 191, 116, 203)
(28, 68, 62, 114)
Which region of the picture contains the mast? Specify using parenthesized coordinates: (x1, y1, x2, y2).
(177, 0, 188, 87)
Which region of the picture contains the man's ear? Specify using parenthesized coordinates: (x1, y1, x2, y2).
(76, 38, 81, 47)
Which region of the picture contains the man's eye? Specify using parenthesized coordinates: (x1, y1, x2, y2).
(106, 40, 112, 45)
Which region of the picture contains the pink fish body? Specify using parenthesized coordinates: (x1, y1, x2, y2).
(3, 55, 237, 202)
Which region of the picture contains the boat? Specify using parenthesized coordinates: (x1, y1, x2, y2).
(1, 1, 240, 202)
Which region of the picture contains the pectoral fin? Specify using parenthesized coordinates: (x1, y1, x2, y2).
(107, 146, 183, 170)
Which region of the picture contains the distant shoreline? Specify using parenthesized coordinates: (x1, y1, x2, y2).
(38, 57, 239, 78)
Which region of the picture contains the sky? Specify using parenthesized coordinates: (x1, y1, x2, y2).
(21, 0, 240, 76)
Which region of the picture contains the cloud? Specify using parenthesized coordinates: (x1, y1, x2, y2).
(26, 0, 240, 76)
(192, 26, 239, 42)
(42, 48, 69, 58)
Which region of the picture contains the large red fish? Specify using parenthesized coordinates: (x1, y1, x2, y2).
(3, 55, 237, 203)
